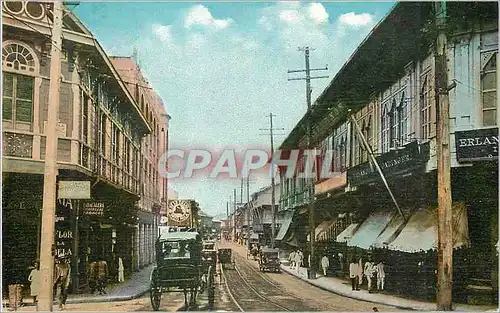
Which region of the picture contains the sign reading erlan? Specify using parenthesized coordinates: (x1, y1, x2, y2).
(58, 181, 91, 199)
(455, 128, 499, 162)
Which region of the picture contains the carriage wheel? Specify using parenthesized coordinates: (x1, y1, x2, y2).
(150, 269, 161, 311)
(207, 265, 215, 308)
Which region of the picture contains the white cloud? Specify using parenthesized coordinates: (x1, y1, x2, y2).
(152, 24, 173, 43)
(338, 12, 373, 27)
(279, 9, 302, 24)
(184, 5, 233, 30)
(307, 3, 328, 24)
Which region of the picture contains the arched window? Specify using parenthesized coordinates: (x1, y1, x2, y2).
(2, 41, 39, 74)
(389, 99, 398, 148)
(399, 92, 408, 144)
(381, 103, 390, 153)
(420, 76, 431, 140)
(2, 41, 39, 130)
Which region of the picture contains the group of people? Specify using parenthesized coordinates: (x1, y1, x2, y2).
(25, 254, 126, 309)
(288, 250, 304, 271)
(349, 258, 385, 293)
(27, 257, 72, 310)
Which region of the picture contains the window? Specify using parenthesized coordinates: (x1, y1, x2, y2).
(111, 123, 117, 163)
(361, 116, 372, 163)
(82, 92, 89, 143)
(399, 92, 409, 144)
(2, 42, 37, 73)
(2, 72, 34, 125)
(100, 114, 106, 155)
(390, 99, 398, 149)
(381, 104, 390, 153)
(481, 53, 497, 126)
(420, 75, 431, 140)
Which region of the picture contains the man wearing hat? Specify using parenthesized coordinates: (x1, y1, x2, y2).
(53, 256, 71, 310)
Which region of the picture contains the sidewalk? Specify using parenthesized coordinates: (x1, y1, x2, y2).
(2, 264, 155, 308)
(67, 264, 155, 304)
(220, 240, 497, 312)
(280, 265, 497, 312)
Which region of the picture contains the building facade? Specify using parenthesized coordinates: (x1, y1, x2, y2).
(277, 2, 497, 304)
(2, 2, 168, 294)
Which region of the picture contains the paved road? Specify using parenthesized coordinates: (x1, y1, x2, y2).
(219, 241, 407, 312)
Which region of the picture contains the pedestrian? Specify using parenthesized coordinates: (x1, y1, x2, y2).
(53, 257, 71, 310)
(364, 259, 375, 292)
(28, 261, 40, 304)
(349, 258, 359, 291)
(358, 258, 364, 288)
(338, 252, 344, 272)
(289, 250, 296, 268)
(96, 258, 109, 295)
(376, 260, 385, 291)
(321, 255, 330, 276)
(294, 250, 302, 272)
(118, 255, 125, 283)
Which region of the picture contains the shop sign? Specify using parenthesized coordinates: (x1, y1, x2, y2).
(58, 181, 91, 199)
(83, 202, 105, 216)
(55, 199, 73, 259)
(347, 141, 430, 187)
(455, 128, 499, 162)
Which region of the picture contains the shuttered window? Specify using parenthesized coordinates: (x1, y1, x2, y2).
(2, 72, 33, 124)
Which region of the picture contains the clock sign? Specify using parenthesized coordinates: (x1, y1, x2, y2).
(167, 200, 191, 222)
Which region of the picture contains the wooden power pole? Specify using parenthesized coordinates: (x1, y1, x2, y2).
(435, 1, 453, 310)
(288, 47, 328, 277)
(259, 113, 284, 248)
(38, 2, 64, 311)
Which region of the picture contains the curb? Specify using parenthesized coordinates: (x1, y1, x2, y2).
(66, 289, 149, 304)
(280, 265, 426, 311)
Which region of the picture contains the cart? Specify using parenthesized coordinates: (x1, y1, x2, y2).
(247, 237, 260, 260)
(150, 230, 215, 311)
(217, 248, 235, 270)
(258, 247, 281, 273)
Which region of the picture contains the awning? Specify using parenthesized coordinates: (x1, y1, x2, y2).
(275, 211, 294, 241)
(348, 211, 395, 249)
(317, 220, 336, 242)
(388, 202, 470, 252)
(284, 230, 299, 247)
(315, 221, 331, 238)
(336, 223, 359, 243)
(372, 213, 405, 248)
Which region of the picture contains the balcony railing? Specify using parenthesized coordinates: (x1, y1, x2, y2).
(3, 132, 33, 158)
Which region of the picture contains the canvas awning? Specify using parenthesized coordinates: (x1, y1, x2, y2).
(275, 211, 294, 241)
(317, 220, 336, 242)
(388, 203, 470, 252)
(336, 223, 359, 243)
(348, 211, 395, 249)
(372, 213, 405, 248)
(315, 221, 331, 238)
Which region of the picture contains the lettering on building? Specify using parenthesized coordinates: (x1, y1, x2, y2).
(455, 128, 499, 162)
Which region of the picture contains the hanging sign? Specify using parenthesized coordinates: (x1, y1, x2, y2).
(58, 181, 91, 199)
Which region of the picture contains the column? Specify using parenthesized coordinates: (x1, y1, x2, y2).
(135, 225, 140, 271)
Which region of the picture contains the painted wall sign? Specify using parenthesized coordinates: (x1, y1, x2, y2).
(55, 199, 73, 259)
(347, 141, 430, 187)
(455, 128, 499, 162)
(58, 181, 91, 199)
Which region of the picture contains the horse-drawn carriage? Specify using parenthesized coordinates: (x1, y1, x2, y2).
(217, 248, 235, 270)
(258, 247, 281, 273)
(150, 230, 215, 311)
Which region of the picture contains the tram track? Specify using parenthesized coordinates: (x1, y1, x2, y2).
(220, 252, 319, 311)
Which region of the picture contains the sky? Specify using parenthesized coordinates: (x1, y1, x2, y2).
(74, 1, 395, 217)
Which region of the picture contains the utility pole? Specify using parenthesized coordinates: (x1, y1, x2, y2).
(434, 1, 453, 310)
(259, 114, 284, 249)
(246, 175, 251, 249)
(288, 47, 328, 277)
(240, 178, 244, 204)
(38, 2, 63, 311)
(226, 201, 229, 217)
